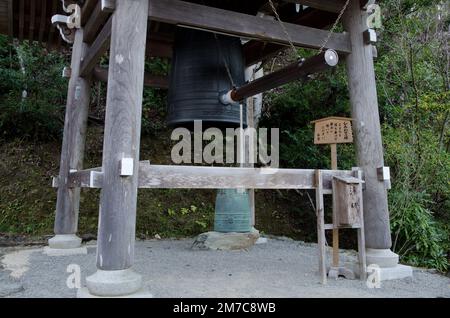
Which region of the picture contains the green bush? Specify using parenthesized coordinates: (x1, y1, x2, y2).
(384, 126, 450, 271)
(0, 36, 69, 140)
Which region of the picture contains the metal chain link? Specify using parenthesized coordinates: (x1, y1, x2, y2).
(268, 0, 351, 56)
(318, 0, 350, 54)
(268, 0, 301, 59)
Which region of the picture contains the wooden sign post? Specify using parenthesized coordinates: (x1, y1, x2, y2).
(312, 117, 354, 274)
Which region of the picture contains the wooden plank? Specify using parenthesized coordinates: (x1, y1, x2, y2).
(283, 0, 347, 13)
(58, 163, 355, 190)
(148, 0, 351, 54)
(244, 9, 337, 65)
(81, 0, 97, 26)
(79, 17, 112, 77)
(353, 169, 367, 280)
(83, 0, 111, 44)
(47, 0, 57, 50)
(28, 0, 36, 42)
(138, 164, 354, 190)
(96, 0, 149, 271)
(93, 66, 169, 89)
(54, 28, 92, 235)
(7, 0, 13, 39)
(343, 0, 392, 250)
(68, 169, 103, 188)
(315, 170, 327, 284)
(38, 0, 47, 44)
(18, 0, 24, 41)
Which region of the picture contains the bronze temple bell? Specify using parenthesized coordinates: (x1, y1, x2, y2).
(167, 28, 247, 129)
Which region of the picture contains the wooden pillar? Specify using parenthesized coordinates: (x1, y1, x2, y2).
(342, 1, 392, 251)
(51, 28, 91, 248)
(245, 64, 264, 228)
(96, 0, 149, 271)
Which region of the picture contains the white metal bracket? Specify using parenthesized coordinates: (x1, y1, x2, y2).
(120, 158, 134, 176)
(364, 28, 377, 44)
(377, 166, 391, 190)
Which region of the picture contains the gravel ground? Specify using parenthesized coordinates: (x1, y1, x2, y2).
(0, 237, 449, 298)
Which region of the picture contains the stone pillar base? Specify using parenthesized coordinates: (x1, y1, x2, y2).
(366, 248, 399, 268)
(45, 234, 87, 256)
(43, 246, 87, 256)
(376, 264, 413, 281)
(77, 287, 152, 298)
(82, 268, 144, 297)
(192, 229, 260, 250)
(328, 266, 356, 280)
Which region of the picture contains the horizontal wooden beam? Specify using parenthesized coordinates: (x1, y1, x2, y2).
(80, 17, 112, 78)
(55, 162, 357, 190)
(244, 8, 337, 65)
(283, 0, 347, 13)
(138, 164, 355, 189)
(52, 168, 103, 188)
(148, 0, 351, 54)
(93, 66, 169, 89)
(283, 0, 372, 12)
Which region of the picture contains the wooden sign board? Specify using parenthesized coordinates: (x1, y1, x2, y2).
(311, 117, 353, 145)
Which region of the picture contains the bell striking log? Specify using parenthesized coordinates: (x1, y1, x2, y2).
(221, 49, 339, 104)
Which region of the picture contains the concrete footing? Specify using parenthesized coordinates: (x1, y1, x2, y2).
(77, 287, 152, 298)
(81, 268, 144, 297)
(366, 248, 400, 268)
(45, 234, 87, 256)
(365, 248, 413, 281)
(192, 229, 260, 250)
(376, 264, 413, 281)
(48, 234, 82, 249)
(43, 246, 87, 256)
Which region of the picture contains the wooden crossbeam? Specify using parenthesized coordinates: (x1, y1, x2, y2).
(148, 0, 351, 54)
(83, 1, 112, 44)
(93, 66, 169, 89)
(284, 0, 372, 12)
(57, 163, 356, 190)
(80, 17, 112, 78)
(243, 8, 337, 66)
(7, 0, 13, 39)
(283, 0, 347, 13)
(38, 0, 47, 44)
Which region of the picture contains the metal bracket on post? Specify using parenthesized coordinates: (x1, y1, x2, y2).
(120, 158, 134, 177)
(102, 0, 116, 12)
(363, 29, 377, 45)
(62, 67, 72, 78)
(377, 166, 391, 190)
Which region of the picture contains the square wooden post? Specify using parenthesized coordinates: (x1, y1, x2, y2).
(48, 28, 91, 253)
(342, 0, 399, 268)
(80, 0, 150, 298)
